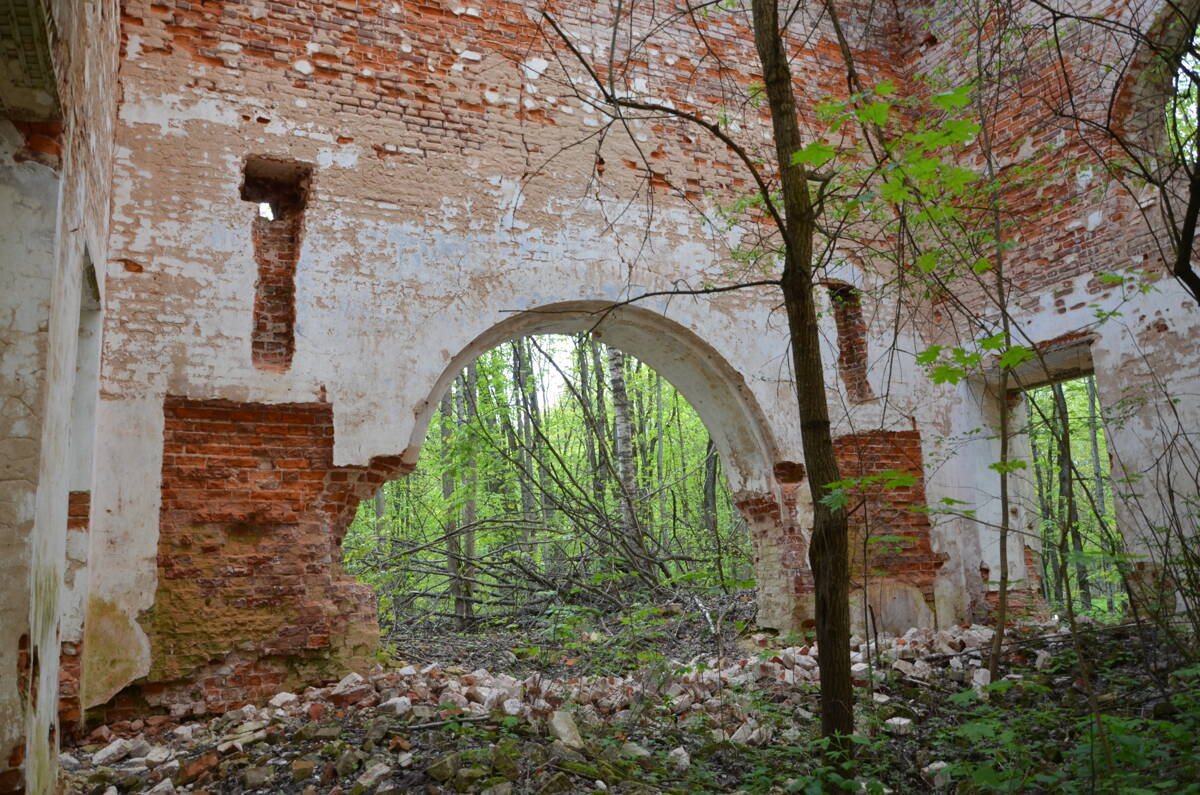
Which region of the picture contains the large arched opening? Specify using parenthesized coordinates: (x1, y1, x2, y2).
(338, 301, 813, 669)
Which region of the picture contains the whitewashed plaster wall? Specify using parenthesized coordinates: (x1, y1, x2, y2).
(0, 121, 60, 787)
(83, 47, 835, 705)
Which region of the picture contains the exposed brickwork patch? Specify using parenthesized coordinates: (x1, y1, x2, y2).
(833, 430, 943, 600)
(826, 284, 874, 404)
(57, 642, 82, 740)
(242, 157, 311, 372)
(10, 120, 63, 169)
(66, 491, 90, 532)
(103, 397, 408, 719)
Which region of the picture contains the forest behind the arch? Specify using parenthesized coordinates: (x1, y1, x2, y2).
(341, 333, 753, 641)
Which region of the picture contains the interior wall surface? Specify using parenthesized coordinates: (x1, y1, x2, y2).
(82, 0, 923, 716)
(0, 0, 119, 791)
(899, 0, 1200, 607)
(0, 121, 59, 795)
(69, 0, 1200, 742)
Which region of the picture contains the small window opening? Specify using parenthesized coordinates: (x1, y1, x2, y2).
(1019, 373, 1124, 620)
(826, 283, 874, 404)
(240, 155, 311, 218)
(240, 156, 312, 371)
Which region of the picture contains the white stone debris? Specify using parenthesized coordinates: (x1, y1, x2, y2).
(923, 760, 952, 787)
(380, 695, 412, 716)
(61, 617, 1069, 793)
(332, 672, 365, 693)
(92, 738, 132, 766)
(548, 710, 584, 750)
(668, 746, 691, 771)
(356, 762, 392, 789)
(268, 691, 297, 708)
(146, 779, 176, 794)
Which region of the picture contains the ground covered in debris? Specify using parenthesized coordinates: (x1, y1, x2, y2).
(64, 618, 1200, 794)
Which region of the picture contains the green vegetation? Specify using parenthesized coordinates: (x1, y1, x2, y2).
(342, 335, 752, 635)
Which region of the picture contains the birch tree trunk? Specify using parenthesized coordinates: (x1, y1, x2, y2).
(457, 366, 478, 626)
(607, 346, 649, 576)
(440, 391, 467, 628)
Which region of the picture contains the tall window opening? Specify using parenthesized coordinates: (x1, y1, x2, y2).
(240, 156, 311, 371)
(1020, 374, 1124, 618)
(341, 334, 753, 671)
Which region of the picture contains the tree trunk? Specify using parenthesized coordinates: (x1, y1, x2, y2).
(511, 342, 538, 531)
(440, 391, 466, 629)
(1053, 382, 1092, 611)
(457, 366, 478, 627)
(703, 437, 724, 588)
(591, 336, 610, 514)
(607, 346, 649, 576)
(655, 372, 668, 555)
(1027, 399, 1061, 604)
(752, 0, 852, 743)
(577, 334, 604, 506)
(1086, 376, 1107, 526)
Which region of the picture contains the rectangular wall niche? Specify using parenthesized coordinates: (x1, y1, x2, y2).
(827, 284, 874, 404)
(240, 156, 312, 371)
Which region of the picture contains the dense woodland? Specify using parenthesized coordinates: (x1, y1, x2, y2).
(342, 335, 753, 637)
(1023, 377, 1124, 619)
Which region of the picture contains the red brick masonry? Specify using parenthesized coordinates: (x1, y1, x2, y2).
(97, 397, 407, 720)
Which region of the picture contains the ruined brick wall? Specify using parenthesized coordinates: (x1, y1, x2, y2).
(250, 212, 302, 370)
(1, 0, 119, 789)
(888, 0, 1200, 607)
(84, 0, 911, 717)
(833, 431, 943, 600)
(91, 397, 404, 719)
(70, 0, 1200, 736)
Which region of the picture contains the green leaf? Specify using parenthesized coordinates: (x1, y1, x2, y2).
(932, 85, 972, 110)
(979, 332, 1008, 351)
(951, 348, 981, 368)
(791, 141, 836, 168)
(988, 459, 1028, 474)
(915, 251, 939, 272)
(880, 175, 912, 202)
(916, 345, 942, 365)
(856, 101, 890, 125)
(820, 487, 849, 512)
(972, 256, 993, 274)
(942, 165, 978, 192)
(930, 363, 967, 384)
(880, 470, 917, 489)
(942, 118, 981, 144)
(998, 345, 1035, 369)
(874, 80, 898, 96)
